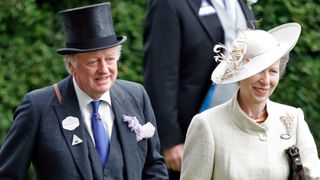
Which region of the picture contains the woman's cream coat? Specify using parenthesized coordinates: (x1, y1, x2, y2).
(181, 94, 320, 180)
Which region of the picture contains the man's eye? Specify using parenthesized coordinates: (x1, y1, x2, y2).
(106, 58, 116, 63)
(88, 59, 98, 64)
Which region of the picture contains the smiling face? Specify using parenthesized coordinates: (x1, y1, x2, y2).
(238, 60, 280, 106)
(68, 46, 121, 100)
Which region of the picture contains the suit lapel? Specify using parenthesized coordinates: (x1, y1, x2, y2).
(238, 0, 256, 25)
(53, 76, 93, 180)
(186, 0, 222, 43)
(110, 82, 139, 179)
(186, 0, 255, 43)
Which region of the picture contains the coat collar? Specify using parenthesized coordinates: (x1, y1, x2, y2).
(228, 91, 283, 135)
(229, 93, 268, 134)
(227, 91, 298, 143)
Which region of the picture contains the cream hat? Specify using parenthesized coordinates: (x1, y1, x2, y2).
(211, 22, 301, 84)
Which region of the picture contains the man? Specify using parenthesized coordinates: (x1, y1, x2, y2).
(0, 2, 168, 179)
(143, 0, 255, 178)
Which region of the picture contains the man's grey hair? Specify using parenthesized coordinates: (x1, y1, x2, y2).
(63, 45, 122, 74)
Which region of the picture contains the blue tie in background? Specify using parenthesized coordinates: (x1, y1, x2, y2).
(198, 84, 216, 113)
(91, 100, 110, 165)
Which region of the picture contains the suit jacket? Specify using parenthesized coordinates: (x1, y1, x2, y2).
(0, 76, 168, 180)
(181, 94, 320, 179)
(143, 0, 255, 149)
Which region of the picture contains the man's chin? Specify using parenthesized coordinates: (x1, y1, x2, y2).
(97, 85, 112, 93)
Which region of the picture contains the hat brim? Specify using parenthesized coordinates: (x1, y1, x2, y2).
(215, 23, 301, 84)
(56, 36, 127, 55)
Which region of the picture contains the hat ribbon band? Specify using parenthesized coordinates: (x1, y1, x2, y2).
(66, 35, 118, 49)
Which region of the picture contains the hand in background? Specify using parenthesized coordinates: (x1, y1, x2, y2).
(163, 144, 184, 172)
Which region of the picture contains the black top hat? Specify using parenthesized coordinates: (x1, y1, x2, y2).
(57, 2, 127, 55)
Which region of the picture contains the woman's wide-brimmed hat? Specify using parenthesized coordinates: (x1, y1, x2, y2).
(211, 22, 301, 84)
(57, 2, 127, 55)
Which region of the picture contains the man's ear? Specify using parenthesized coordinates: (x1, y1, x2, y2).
(68, 61, 76, 75)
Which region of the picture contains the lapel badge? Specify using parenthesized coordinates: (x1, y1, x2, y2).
(280, 112, 294, 140)
(72, 134, 83, 146)
(62, 116, 79, 131)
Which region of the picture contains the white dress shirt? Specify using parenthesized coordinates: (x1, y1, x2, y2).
(73, 77, 114, 144)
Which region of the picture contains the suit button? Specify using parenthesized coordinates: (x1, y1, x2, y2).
(104, 170, 109, 177)
(259, 134, 267, 141)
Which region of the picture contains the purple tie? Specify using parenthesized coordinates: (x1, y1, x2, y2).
(91, 100, 110, 165)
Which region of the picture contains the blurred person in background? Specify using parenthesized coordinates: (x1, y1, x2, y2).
(143, 0, 255, 178)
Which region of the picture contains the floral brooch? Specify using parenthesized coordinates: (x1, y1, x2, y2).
(123, 115, 155, 141)
(280, 112, 294, 140)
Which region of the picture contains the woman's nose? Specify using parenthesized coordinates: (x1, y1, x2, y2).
(259, 73, 270, 84)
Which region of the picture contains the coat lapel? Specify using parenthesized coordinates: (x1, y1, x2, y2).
(110, 82, 140, 179)
(186, 0, 255, 43)
(53, 76, 93, 180)
(186, 0, 222, 43)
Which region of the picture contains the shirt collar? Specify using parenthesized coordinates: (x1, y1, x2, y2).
(72, 76, 112, 107)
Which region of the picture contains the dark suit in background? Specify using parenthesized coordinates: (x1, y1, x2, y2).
(143, 0, 255, 178)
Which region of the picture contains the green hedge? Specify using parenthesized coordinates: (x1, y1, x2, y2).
(0, 1, 319, 178)
(0, 0, 67, 140)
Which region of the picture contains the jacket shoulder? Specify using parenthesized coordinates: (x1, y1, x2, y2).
(115, 80, 145, 92)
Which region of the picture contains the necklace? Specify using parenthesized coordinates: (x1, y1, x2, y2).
(249, 110, 267, 122)
(255, 114, 267, 124)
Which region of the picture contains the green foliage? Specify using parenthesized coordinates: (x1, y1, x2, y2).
(0, 0, 67, 140)
(253, 0, 320, 153)
(111, 0, 146, 83)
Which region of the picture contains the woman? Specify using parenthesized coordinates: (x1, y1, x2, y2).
(180, 23, 320, 179)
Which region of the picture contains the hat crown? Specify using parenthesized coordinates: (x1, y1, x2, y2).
(57, 2, 127, 55)
(59, 3, 114, 43)
(242, 30, 278, 58)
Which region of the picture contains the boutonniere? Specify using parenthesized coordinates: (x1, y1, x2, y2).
(246, 0, 258, 6)
(280, 112, 294, 140)
(123, 115, 155, 141)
